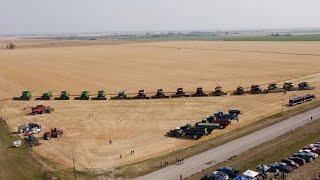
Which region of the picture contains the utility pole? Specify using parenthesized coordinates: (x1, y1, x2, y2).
(281, 93, 285, 116)
(72, 156, 77, 180)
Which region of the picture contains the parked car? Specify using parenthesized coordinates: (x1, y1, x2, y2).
(256, 164, 271, 175)
(201, 171, 230, 180)
(217, 166, 239, 178)
(299, 149, 318, 158)
(281, 159, 299, 169)
(304, 147, 320, 155)
(271, 162, 294, 173)
(288, 157, 306, 166)
(292, 153, 313, 162)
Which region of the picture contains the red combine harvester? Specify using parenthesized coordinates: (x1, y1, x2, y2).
(43, 128, 63, 140)
(31, 105, 54, 115)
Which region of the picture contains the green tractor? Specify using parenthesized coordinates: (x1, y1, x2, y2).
(92, 90, 107, 100)
(13, 91, 32, 100)
(55, 91, 70, 100)
(37, 91, 53, 100)
(75, 91, 90, 100)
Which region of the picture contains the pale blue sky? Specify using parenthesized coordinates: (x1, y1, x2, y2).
(0, 0, 320, 34)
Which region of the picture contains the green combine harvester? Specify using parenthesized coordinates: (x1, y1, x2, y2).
(36, 91, 53, 100)
(111, 90, 131, 100)
(92, 90, 107, 100)
(13, 91, 32, 100)
(76, 91, 90, 100)
(54, 91, 70, 100)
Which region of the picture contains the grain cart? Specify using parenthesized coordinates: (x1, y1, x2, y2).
(25, 134, 41, 147)
(298, 82, 315, 90)
(171, 88, 189, 98)
(75, 91, 90, 100)
(31, 105, 54, 115)
(151, 89, 169, 99)
(250, 84, 263, 94)
(92, 90, 107, 100)
(211, 86, 227, 96)
(111, 90, 131, 100)
(191, 87, 208, 97)
(185, 127, 207, 139)
(36, 91, 53, 100)
(13, 91, 32, 100)
(43, 128, 63, 140)
(283, 82, 296, 91)
(132, 89, 150, 99)
(264, 83, 285, 93)
(54, 91, 70, 100)
(232, 86, 245, 95)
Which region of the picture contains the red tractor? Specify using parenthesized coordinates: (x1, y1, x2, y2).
(31, 105, 54, 115)
(43, 128, 63, 140)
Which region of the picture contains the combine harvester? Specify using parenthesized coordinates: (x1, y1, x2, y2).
(75, 91, 90, 100)
(191, 87, 208, 97)
(263, 83, 285, 93)
(171, 88, 189, 98)
(92, 90, 107, 100)
(283, 82, 296, 91)
(36, 91, 53, 100)
(211, 85, 227, 96)
(250, 84, 263, 94)
(13, 91, 32, 100)
(111, 90, 131, 100)
(297, 82, 315, 91)
(54, 91, 70, 100)
(132, 89, 150, 100)
(232, 86, 245, 95)
(151, 89, 169, 99)
(31, 105, 54, 115)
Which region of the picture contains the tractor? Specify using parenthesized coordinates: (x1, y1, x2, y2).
(92, 90, 107, 100)
(250, 84, 263, 94)
(211, 86, 227, 96)
(297, 82, 315, 90)
(232, 86, 245, 95)
(167, 124, 191, 138)
(54, 91, 70, 100)
(111, 90, 131, 100)
(37, 91, 53, 100)
(263, 83, 285, 93)
(75, 91, 90, 100)
(13, 91, 32, 100)
(151, 89, 169, 99)
(171, 88, 189, 98)
(132, 89, 150, 99)
(43, 128, 63, 140)
(31, 105, 54, 115)
(192, 87, 208, 97)
(283, 82, 296, 91)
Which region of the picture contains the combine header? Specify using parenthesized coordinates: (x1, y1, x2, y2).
(297, 82, 315, 90)
(171, 88, 189, 98)
(283, 82, 296, 91)
(13, 91, 32, 100)
(191, 87, 208, 97)
(151, 89, 169, 99)
(31, 105, 54, 115)
(111, 90, 131, 100)
(250, 84, 263, 94)
(232, 86, 245, 95)
(75, 91, 90, 100)
(92, 90, 107, 100)
(36, 91, 53, 100)
(54, 91, 70, 100)
(132, 90, 150, 99)
(211, 86, 227, 96)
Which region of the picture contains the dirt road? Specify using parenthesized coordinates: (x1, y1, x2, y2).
(138, 106, 320, 180)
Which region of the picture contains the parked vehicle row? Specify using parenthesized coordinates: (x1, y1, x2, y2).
(167, 110, 241, 140)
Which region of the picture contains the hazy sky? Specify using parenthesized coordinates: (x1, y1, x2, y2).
(1, 0, 320, 34)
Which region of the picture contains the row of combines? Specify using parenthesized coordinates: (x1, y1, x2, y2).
(12, 81, 314, 101)
(233, 81, 315, 95)
(167, 110, 241, 140)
